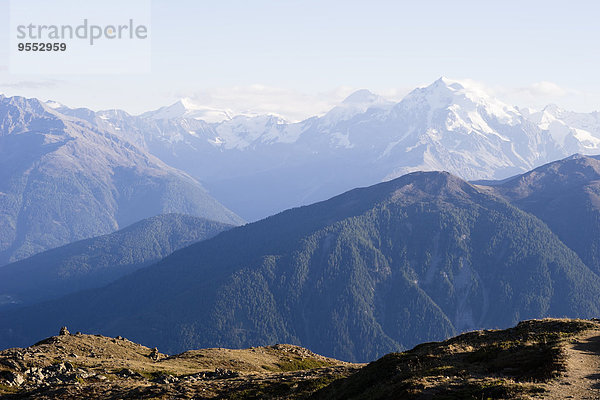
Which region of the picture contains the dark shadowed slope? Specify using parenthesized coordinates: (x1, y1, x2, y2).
(1, 171, 599, 362)
(311, 319, 598, 400)
(481, 154, 600, 276)
(0, 214, 233, 309)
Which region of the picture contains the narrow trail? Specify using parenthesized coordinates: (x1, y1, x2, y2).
(543, 329, 600, 399)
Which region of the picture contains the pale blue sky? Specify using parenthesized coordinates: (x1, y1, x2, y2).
(1, 0, 599, 119)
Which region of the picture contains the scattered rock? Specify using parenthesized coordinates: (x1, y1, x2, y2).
(185, 368, 239, 381)
(26, 367, 46, 383)
(151, 372, 179, 384)
(116, 368, 144, 379)
(59, 326, 70, 336)
(0, 329, 358, 399)
(149, 347, 160, 361)
(0, 358, 24, 371)
(0, 370, 24, 386)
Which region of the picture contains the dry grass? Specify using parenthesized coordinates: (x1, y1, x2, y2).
(2, 319, 596, 399)
(312, 318, 599, 400)
(0, 333, 360, 399)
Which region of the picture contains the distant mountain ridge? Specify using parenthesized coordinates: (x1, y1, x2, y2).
(34, 77, 600, 221)
(2, 160, 599, 362)
(0, 213, 234, 309)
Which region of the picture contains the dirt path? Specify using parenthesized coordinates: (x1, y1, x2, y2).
(542, 329, 600, 399)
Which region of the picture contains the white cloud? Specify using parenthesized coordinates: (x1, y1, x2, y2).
(0, 79, 63, 89)
(376, 86, 414, 102)
(171, 85, 356, 122)
(454, 79, 584, 112)
(497, 81, 586, 111)
(516, 81, 570, 98)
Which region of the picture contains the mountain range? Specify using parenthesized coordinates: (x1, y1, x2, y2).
(2, 79, 600, 364)
(2, 155, 600, 363)
(42, 77, 600, 221)
(2, 77, 600, 264)
(0, 95, 243, 265)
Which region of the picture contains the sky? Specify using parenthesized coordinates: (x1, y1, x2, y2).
(1, 0, 599, 121)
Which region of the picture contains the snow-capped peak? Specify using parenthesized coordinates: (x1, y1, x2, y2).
(523, 104, 600, 150)
(432, 76, 464, 90)
(339, 89, 393, 109)
(342, 89, 383, 105)
(320, 89, 393, 126)
(541, 104, 564, 117)
(399, 77, 520, 126)
(405, 77, 498, 107)
(523, 104, 564, 127)
(45, 100, 65, 109)
(178, 97, 199, 110)
(143, 98, 233, 123)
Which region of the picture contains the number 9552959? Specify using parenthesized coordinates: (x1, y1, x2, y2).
(17, 42, 67, 51)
